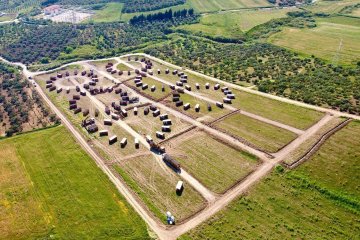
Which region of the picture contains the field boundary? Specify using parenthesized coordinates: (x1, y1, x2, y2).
(206, 109, 240, 126)
(284, 118, 352, 169)
(158, 126, 197, 145)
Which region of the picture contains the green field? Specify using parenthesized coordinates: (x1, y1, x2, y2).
(90, 2, 124, 23)
(214, 113, 297, 153)
(0, 126, 150, 239)
(305, 0, 359, 14)
(164, 130, 259, 193)
(177, 8, 293, 38)
(115, 154, 206, 222)
(126, 56, 324, 129)
(180, 122, 360, 239)
(268, 16, 360, 65)
(284, 117, 346, 165)
(187, 0, 271, 13)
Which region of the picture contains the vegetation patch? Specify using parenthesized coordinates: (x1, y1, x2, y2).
(0, 126, 150, 239)
(214, 113, 298, 153)
(164, 130, 259, 193)
(268, 17, 360, 65)
(187, 0, 271, 13)
(115, 154, 206, 222)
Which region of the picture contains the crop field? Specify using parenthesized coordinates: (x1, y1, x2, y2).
(0, 126, 150, 240)
(176, 8, 293, 38)
(163, 130, 259, 193)
(187, 0, 271, 13)
(181, 121, 360, 239)
(213, 113, 298, 153)
(115, 154, 206, 222)
(124, 57, 325, 130)
(268, 17, 360, 65)
(124, 106, 192, 139)
(162, 93, 231, 123)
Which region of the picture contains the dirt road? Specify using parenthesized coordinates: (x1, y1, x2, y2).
(1, 54, 355, 240)
(119, 59, 304, 135)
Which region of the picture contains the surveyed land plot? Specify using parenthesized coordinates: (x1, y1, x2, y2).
(124, 107, 192, 139)
(115, 154, 206, 222)
(36, 73, 145, 161)
(213, 113, 298, 153)
(125, 56, 324, 129)
(162, 130, 259, 193)
(0, 126, 150, 240)
(181, 121, 360, 239)
(284, 117, 346, 165)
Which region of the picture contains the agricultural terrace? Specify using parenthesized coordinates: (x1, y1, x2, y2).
(0, 126, 150, 240)
(115, 154, 206, 222)
(213, 113, 298, 153)
(123, 56, 325, 130)
(180, 121, 360, 239)
(176, 8, 294, 38)
(163, 130, 260, 193)
(268, 16, 360, 65)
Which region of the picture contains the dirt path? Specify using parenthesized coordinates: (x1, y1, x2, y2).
(119, 59, 304, 135)
(78, 65, 217, 203)
(96, 61, 270, 161)
(165, 113, 334, 239)
(1, 54, 356, 240)
(137, 53, 360, 121)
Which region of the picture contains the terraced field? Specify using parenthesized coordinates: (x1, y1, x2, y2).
(0, 126, 150, 240)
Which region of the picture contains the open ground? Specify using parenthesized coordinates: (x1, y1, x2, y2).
(1, 52, 359, 240)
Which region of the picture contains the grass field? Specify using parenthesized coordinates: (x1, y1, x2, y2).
(0, 14, 16, 22)
(180, 123, 360, 239)
(0, 126, 150, 240)
(214, 113, 298, 153)
(115, 154, 206, 222)
(176, 8, 293, 38)
(59, 45, 100, 60)
(305, 0, 359, 14)
(284, 117, 346, 165)
(164, 130, 259, 193)
(350, 7, 360, 17)
(268, 16, 360, 65)
(90, 2, 124, 23)
(187, 0, 271, 13)
(126, 56, 324, 129)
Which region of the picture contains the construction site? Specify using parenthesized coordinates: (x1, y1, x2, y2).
(32, 53, 354, 239)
